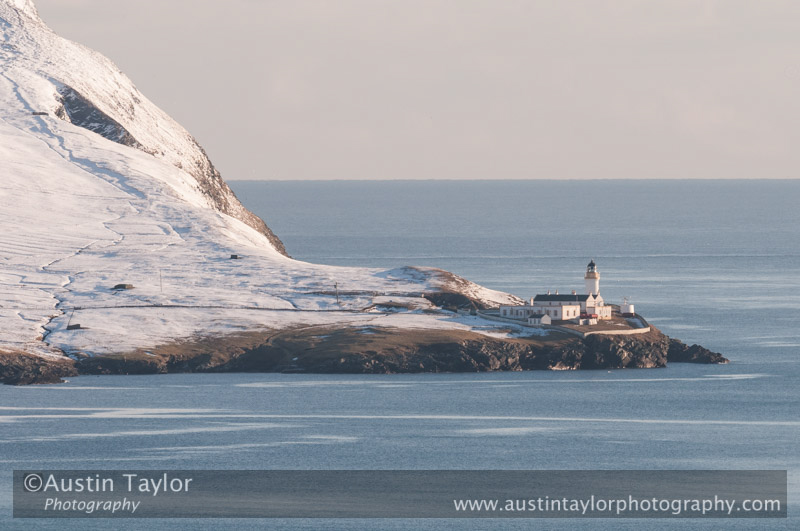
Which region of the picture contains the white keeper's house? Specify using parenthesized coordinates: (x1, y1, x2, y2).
(499, 260, 613, 324)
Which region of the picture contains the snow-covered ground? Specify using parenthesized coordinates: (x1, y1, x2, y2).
(0, 0, 523, 358)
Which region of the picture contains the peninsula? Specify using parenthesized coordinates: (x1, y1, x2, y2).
(0, 0, 726, 384)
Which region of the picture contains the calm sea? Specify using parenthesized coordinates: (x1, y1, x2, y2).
(1, 180, 797, 529)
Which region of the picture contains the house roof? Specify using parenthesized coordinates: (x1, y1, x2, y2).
(528, 313, 547, 319)
(534, 294, 592, 302)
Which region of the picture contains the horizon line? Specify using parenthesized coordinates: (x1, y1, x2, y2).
(228, 177, 800, 183)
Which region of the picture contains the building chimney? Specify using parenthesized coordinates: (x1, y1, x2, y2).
(555, 289, 559, 295)
(572, 290, 576, 295)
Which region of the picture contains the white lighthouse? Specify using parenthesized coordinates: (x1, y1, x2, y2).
(584, 259, 600, 295)
(498, 258, 613, 322)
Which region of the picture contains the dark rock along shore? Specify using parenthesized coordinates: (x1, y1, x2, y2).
(0, 322, 726, 385)
(0, 351, 78, 385)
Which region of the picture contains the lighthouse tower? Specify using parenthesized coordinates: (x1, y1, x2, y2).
(584, 259, 600, 295)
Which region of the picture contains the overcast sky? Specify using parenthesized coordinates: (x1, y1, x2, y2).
(34, 0, 800, 180)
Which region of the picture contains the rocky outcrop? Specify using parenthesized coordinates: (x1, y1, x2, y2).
(0, 351, 77, 385)
(52, 84, 288, 256)
(185, 150, 289, 257)
(2, 323, 728, 385)
(667, 339, 728, 364)
(56, 84, 145, 149)
(72, 324, 728, 379)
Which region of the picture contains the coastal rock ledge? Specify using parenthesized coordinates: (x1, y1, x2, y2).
(1, 324, 726, 385)
(0, 351, 78, 385)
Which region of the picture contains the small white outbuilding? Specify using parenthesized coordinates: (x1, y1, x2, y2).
(527, 314, 551, 325)
(621, 297, 635, 316)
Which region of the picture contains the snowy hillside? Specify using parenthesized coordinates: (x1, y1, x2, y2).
(0, 0, 521, 360)
(0, 0, 286, 254)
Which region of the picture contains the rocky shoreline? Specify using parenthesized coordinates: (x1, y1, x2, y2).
(1, 325, 727, 385)
(0, 350, 78, 385)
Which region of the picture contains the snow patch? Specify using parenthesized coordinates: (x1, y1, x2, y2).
(5, 1, 38, 20)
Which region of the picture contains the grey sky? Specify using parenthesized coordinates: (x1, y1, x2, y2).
(35, 0, 800, 180)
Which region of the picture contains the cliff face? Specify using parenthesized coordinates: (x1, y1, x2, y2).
(67, 325, 726, 381)
(667, 339, 728, 364)
(0, 351, 77, 385)
(2, 322, 728, 384)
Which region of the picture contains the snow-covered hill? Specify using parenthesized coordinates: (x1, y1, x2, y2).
(0, 0, 521, 360)
(0, 0, 286, 254)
